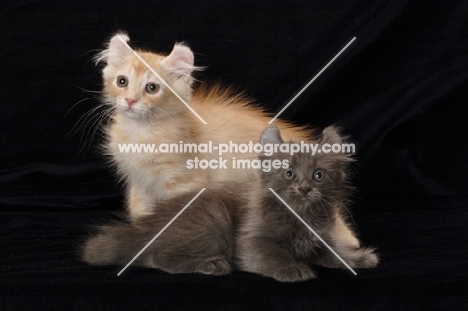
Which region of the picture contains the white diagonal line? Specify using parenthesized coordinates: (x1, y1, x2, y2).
(117, 35, 207, 125)
(268, 188, 357, 275)
(117, 187, 206, 276)
(268, 37, 356, 124)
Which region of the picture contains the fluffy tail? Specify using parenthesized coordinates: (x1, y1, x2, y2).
(81, 222, 150, 266)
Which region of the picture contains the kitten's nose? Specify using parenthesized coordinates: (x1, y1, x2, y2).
(298, 186, 312, 196)
(125, 98, 137, 107)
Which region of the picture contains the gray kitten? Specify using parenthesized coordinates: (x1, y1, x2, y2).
(236, 126, 379, 282)
(82, 185, 247, 275)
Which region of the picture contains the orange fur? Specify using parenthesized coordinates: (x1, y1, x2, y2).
(98, 33, 315, 218)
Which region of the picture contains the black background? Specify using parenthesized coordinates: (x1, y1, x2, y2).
(1, 0, 467, 309)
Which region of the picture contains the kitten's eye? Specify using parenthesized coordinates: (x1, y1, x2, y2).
(282, 168, 296, 181)
(116, 76, 128, 87)
(145, 83, 160, 94)
(313, 169, 325, 182)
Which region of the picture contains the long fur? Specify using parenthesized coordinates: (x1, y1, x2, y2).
(96, 32, 314, 218)
(84, 32, 375, 278)
(81, 127, 379, 281)
(235, 127, 379, 282)
(81, 185, 248, 275)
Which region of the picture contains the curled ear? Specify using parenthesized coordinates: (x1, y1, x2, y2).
(95, 32, 132, 67)
(161, 43, 196, 82)
(320, 126, 343, 146)
(260, 126, 284, 145)
(320, 126, 355, 160)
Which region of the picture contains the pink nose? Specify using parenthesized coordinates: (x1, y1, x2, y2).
(125, 98, 137, 107)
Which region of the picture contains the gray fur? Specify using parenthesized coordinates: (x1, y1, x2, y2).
(82, 126, 378, 281)
(81, 184, 248, 275)
(235, 126, 378, 282)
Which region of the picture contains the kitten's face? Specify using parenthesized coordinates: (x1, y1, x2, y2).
(98, 34, 195, 123)
(264, 151, 348, 212)
(259, 126, 352, 218)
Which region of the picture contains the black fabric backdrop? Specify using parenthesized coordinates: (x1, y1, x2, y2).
(1, 0, 468, 309)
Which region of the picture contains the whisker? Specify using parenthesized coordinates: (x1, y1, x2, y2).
(83, 108, 114, 153)
(74, 105, 115, 154)
(147, 106, 171, 125)
(66, 104, 104, 140)
(74, 85, 102, 94)
(319, 199, 333, 226)
(78, 110, 105, 153)
(63, 97, 93, 119)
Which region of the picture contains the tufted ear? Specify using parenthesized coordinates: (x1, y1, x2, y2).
(95, 32, 132, 66)
(320, 126, 343, 146)
(320, 126, 354, 160)
(260, 126, 284, 145)
(161, 43, 196, 82)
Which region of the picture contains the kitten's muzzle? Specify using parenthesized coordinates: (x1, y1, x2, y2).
(298, 186, 312, 197)
(125, 98, 137, 108)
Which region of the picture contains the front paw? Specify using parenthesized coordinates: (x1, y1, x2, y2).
(197, 258, 232, 276)
(273, 265, 316, 282)
(352, 247, 379, 268)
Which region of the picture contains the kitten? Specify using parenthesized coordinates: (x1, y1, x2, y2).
(82, 184, 247, 275)
(95, 32, 360, 253)
(236, 126, 379, 282)
(96, 32, 311, 218)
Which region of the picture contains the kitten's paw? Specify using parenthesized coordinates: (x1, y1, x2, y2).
(273, 265, 316, 282)
(352, 247, 379, 268)
(197, 258, 232, 276)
